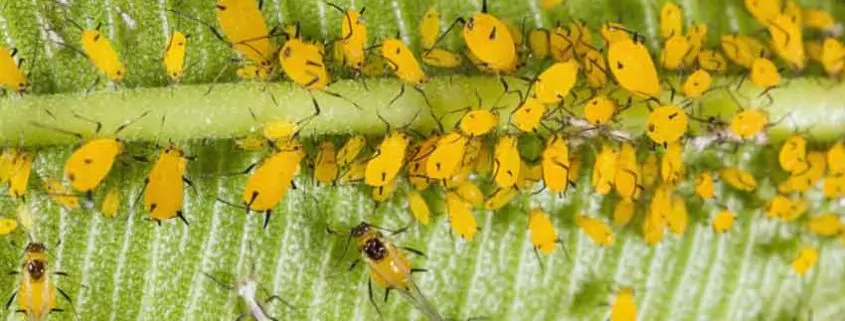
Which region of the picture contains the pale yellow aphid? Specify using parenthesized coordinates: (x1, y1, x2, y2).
(0, 218, 17, 235)
(426, 131, 469, 180)
(422, 48, 463, 68)
(446, 192, 477, 241)
(575, 215, 615, 247)
(660, 141, 684, 186)
(729, 109, 770, 140)
(681, 69, 713, 99)
(608, 35, 661, 99)
(408, 190, 431, 225)
(420, 7, 440, 49)
(694, 171, 715, 200)
(823, 173, 845, 199)
(807, 213, 842, 237)
(592, 144, 618, 195)
(455, 181, 484, 207)
(101, 187, 120, 218)
(821, 38, 845, 76)
(649, 184, 673, 230)
(542, 134, 571, 194)
(365, 132, 410, 187)
(720, 167, 757, 192)
(666, 196, 688, 236)
(712, 209, 735, 233)
(485, 187, 519, 210)
(528, 208, 559, 254)
(534, 61, 579, 104)
(791, 246, 819, 277)
(583, 96, 618, 126)
(42, 178, 80, 210)
(646, 105, 688, 147)
(613, 199, 635, 227)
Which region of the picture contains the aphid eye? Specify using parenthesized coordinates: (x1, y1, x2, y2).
(283, 47, 292, 57)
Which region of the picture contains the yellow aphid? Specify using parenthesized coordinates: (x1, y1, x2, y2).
(163, 31, 188, 81)
(381, 38, 426, 86)
(65, 139, 123, 193)
(0, 47, 28, 92)
(337, 135, 367, 167)
(243, 144, 305, 228)
(649, 184, 673, 229)
(542, 134, 571, 194)
(768, 14, 806, 70)
(455, 181, 484, 207)
(744, 0, 781, 27)
(828, 141, 845, 174)
(614, 143, 641, 201)
(806, 40, 824, 64)
(493, 136, 521, 188)
(750, 57, 781, 90)
(712, 210, 735, 233)
(81, 29, 126, 81)
(446, 192, 477, 241)
(314, 141, 339, 184)
(803, 8, 838, 32)
(575, 215, 615, 247)
(262, 120, 298, 145)
(681, 69, 712, 99)
(613, 199, 635, 227)
(641, 154, 659, 188)
(646, 105, 688, 147)
(569, 154, 582, 183)
(695, 171, 715, 199)
(101, 187, 120, 218)
(779, 135, 808, 174)
(279, 36, 330, 91)
(215, 0, 275, 68)
(660, 2, 683, 39)
(730, 109, 769, 139)
(427, 131, 469, 179)
(821, 38, 845, 76)
(338, 160, 367, 185)
(611, 288, 637, 321)
(0, 218, 16, 235)
(236, 64, 271, 80)
(667, 196, 688, 236)
(528, 28, 551, 59)
(584, 96, 618, 125)
(512, 97, 547, 133)
(8, 152, 34, 198)
(823, 174, 845, 198)
(791, 246, 818, 276)
(371, 179, 398, 203)
(697, 49, 727, 73)
(365, 132, 410, 187)
(780, 198, 809, 222)
(807, 213, 842, 237)
(528, 208, 559, 254)
(778, 151, 825, 193)
(592, 145, 618, 195)
(720, 167, 757, 192)
(42, 179, 80, 210)
(485, 187, 519, 210)
(15, 243, 61, 319)
(643, 213, 665, 246)
(422, 48, 463, 68)
(608, 35, 661, 99)
(0, 148, 19, 184)
(420, 7, 440, 49)
(475, 142, 493, 175)
(534, 61, 579, 104)
(660, 141, 685, 186)
(144, 145, 189, 225)
(407, 190, 431, 225)
(582, 48, 609, 89)
(406, 135, 439, 190)
(461, 3, 518, 73)
(458, 109, 499, 137)
(661, 35, 691, 70)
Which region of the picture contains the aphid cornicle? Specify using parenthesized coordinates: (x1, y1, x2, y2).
(242, 142, 305, 229)
(163, 31, 188, 81)
(0, 46, 29, 93)
(144, 144, 191, 226)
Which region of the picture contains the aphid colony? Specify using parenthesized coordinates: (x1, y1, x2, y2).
(1, 0, 844, 320)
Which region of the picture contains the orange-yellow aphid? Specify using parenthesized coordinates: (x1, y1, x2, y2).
(821, 38, 845, 76)
(807, 213, 842, 237)
(608, 35, 661, 98)
(641, 154, 659, 188)
(613, 199, 635, 227)
(455, 181, 484, 207)
(778, 151, 825, 193)
(582, 48, 610, 89)
(243, 143, 305, 228)
(828, 141, 845, 175)
(42, 179, 79, 210)
(643, 212, 665, 246)
(365, 132, 411, 187)
(446, 192, 477, 240)
(697, 49, 727, 73)
(163, 31, 188, 81)
(660, 141, 685, 186)
(614, 143, 642, 201)
(646, 105, 689, 147)
(529, 208, 559, 254)
(695, 171, 715, 199)
(584, 96, 618, 126)
(779, 135, 808, 174)
(420, 7, 440, 49)
(684, 23, 709, 67)
(0, 47, 28, 93)
(729, 109, 769, 139)
(492, 136, 521, 188)
(81, 29, 126, 81)
(371, 179, 398, 203)
(461, 1, 518, 73)
(0, 218, 16, 235)
(666, 196, 688, 236)
(592, 144, 618, 195)
(681, 69, 713, 99)
(338, 160, 367, 185)
(750, 57, 781, 90)
(458, 109, 499, 137)
(327, 3, 367, 71)
(768, 14, 806, 70)
(528, 29, 550, 59)
(610, 287, 637, 321)
(803, 8, 839, 32)
(712, 209, 735, 233)
(575, 215, 615, 247)
(823, 173, 845, 198)
(144, 145, 190, 225)
(485, 187, 519, 210)
(215, 0, 275, 69)
(381, 38, 426, 86)
(337, 135, 367, 167)
(534, 61, 579, 104)
(744, 0, 781, 27)
(542, 134, 572, 194)
(720, 167, 757, 192)
(422, 48, 463, 68)
(407, 190, 431, 225)
(313, 141, 338, 184)
(660, 2, 683, 40)
(101, 187, 120, 218)
(791, 246, 818, 276)
(427, 131, 469, 179)
(8, 152, 34, 198)
(512, 97, 547, 133)
(661, 34, 691, 70)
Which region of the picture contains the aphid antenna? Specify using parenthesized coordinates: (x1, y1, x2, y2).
(114, 110, 151, 136)
(215, 197, 246, 210)
(202, 271, 235, 290)
(29, 122, 85, 140)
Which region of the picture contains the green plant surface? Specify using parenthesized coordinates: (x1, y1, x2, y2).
(1, 0, 845, 321)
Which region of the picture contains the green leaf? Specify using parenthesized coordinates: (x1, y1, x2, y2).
(2, 1, 845, 321)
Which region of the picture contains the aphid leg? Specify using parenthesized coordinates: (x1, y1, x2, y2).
(322, 89, 362, 110)
(4, 291, 16, 310)
(347, 259, 360, 271)
(183, 176, 197, 194)
(177, 211, 189, 226)
(56, 286, 81, 321)
(410, 268, 428, 274)
(532, 247, 545, 272)
(266, 295, 297, 310)
(387, 83, 406, 109)
(202, 272, 234, 290)
(367, 280, 383, 317)
(383, 288, 391, 303)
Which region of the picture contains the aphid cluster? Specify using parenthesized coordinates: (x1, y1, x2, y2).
(1, 0, 844, 320)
